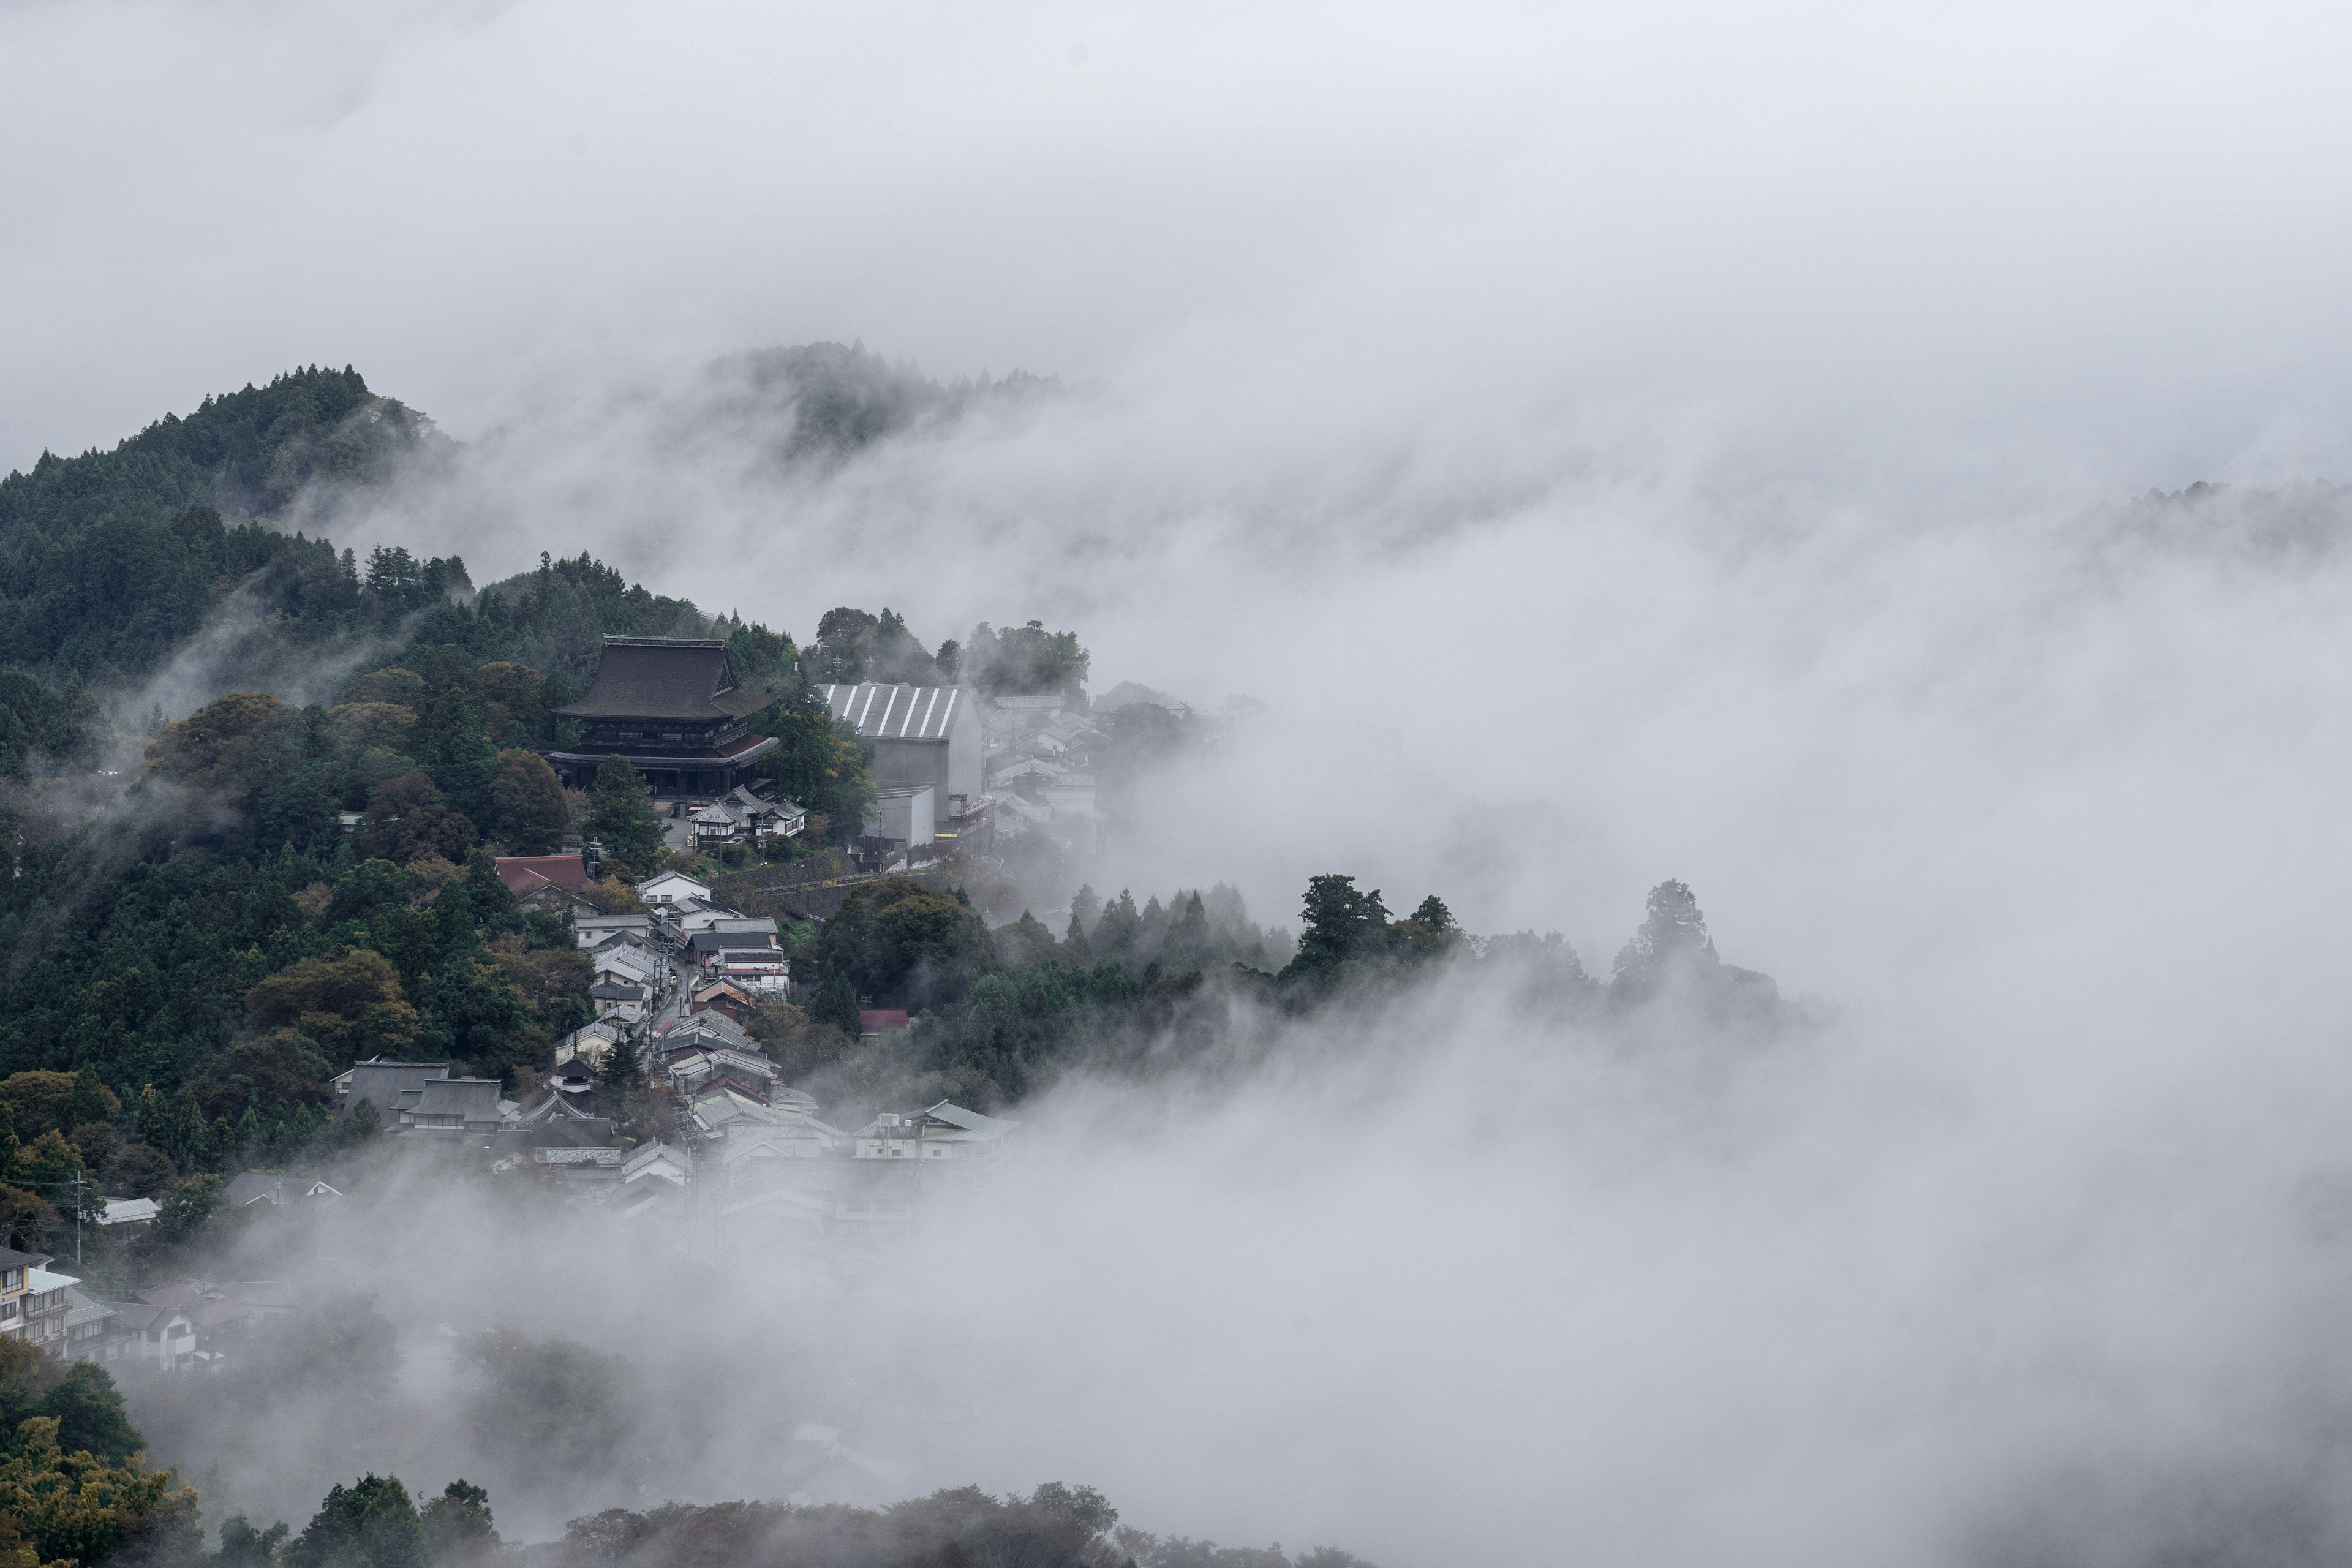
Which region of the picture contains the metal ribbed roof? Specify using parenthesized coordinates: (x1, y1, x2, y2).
(823, 683, 962, 741)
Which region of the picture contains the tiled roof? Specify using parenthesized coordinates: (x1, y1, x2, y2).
(554, 639, 771, 722)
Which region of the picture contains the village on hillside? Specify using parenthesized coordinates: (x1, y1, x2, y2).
(40, 633, 1188, 1383)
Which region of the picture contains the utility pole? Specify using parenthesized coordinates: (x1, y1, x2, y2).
(70, 1177, 82, 1265)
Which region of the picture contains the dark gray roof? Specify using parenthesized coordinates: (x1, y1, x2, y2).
(824, 683, 963, 741)
(655, 1012, 754, 1048)
(343, 1061, 451, 1119)
(96, 1300, 176, 1332)
(555, 638, 772, 722)
(0, 1246, 50, 1272)
(411, 1079, 507, 1123)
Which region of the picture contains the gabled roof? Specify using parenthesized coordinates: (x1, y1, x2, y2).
(341, 1061, 451, 1118)
(225, 1173, 342, 1208)
(411, 1078, 506, 1123)
(496, 854, 590, 892)
(916, 1101, 1019, 1141)
(63, 1289, 116, 1330)
(655, 1011, 754, 1049)
(26, 1267, 79, 1294)
(555, 639, 771, 722)
(720, 1121, 850, 1162)
(497, 1116, 616, 1150)
(96, 1300, 181, 1333)
(824, 684, 965, 741)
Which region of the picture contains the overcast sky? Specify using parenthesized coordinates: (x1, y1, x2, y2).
(6, 1, 2352, 486)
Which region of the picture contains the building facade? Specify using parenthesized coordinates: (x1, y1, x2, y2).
(823, 684, 982, 826)
(545, 637, 779, 796)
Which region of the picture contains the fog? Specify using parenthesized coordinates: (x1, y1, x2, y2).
(14, 1, 2352, 1564)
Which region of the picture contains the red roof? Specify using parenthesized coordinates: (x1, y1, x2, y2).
(858, 1009, 910, 1031)
(496, 854, 591, 893)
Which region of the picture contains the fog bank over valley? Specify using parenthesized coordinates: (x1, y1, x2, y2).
(7, 4, 2352, 1567)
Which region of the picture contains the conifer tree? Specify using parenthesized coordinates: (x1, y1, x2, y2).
(586, 756, 664, 876)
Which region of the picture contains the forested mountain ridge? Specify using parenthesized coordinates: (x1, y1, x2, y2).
(0, 369, 438, 685)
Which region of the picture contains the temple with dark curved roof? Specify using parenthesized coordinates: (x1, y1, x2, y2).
(543, 636, 778, 797)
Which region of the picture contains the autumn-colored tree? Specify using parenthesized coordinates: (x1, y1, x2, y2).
(244, 950, 421, 1065)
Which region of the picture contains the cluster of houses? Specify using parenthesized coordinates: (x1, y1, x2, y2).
(20, 1178, 334, 1373)
(329, 857, 1015, 1245)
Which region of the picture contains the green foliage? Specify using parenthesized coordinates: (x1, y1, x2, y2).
(454, 1329, 640, 1485)
(747, 666, 875, 846)
(0, 1343, 194, 1568)
(486, 750, 568, 854)
(586, 757, 665, 878)
(0, 668, 103, 780)
(1609, 878, 1717, 997)
(1281, 875, 1394, 982)
(0, 1416, 198, 1568)
(0, 368, 433, 687)
(419, 1480, 498, 1567)
(811, 879, 995, 1010)
(353, 772, 475, 866)
(550, 1481, 1134, 1568)
(216, 1517, 290, 1568)
(805, 606, 943, 687)
(40, 1365, 141, 1463)
(243, 951, 420, 1067)
(962, 619, 1091, 698)
(232, 1291, 402, 1408)
(284, 1473, 428, 1568)
(149, 1174, 224, 1249)
(809, 973, 862, 1037)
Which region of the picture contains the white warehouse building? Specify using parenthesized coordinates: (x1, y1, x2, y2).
(823, 684, 983, 829)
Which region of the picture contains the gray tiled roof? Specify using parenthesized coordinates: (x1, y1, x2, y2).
(342, 1061, 451, 1119)
(554, 638, 771, 721)
(410, 1079, 506, 1124)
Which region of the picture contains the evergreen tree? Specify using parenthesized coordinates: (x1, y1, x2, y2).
(486, 750, 568, 854)
(284, 1474, 428, 1568)
(1093, 890, 1142, 970)
(597, 1038, 642, 1091)
(420, 1480, 499, 1567)
(1610, 879, 1721, 1000)
(40, 1364, 142, 1462)
(424, 687, 497, 825)
(1282, 873, 1393, 981)
(586, 756, 664, 876)
(811, 971, 862, 1036)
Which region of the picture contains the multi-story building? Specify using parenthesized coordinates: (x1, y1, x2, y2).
(0, 1246, 42, 1343)
(543, 637, 777, 797)
(21, 1264, 79, 1355)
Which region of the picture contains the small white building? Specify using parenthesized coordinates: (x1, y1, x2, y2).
(636, 870, 712, 908)
(94, 1301, 196, 1371)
